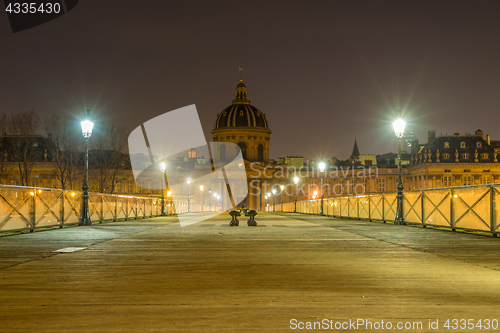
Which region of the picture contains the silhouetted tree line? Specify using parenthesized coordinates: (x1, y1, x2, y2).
(0, 110, 130, 193)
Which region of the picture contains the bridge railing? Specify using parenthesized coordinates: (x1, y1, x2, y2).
(0, 185, 204, 233)
(281, 184, 500, 236)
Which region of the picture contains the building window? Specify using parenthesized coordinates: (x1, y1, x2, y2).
(481, 153, 489, 159)
(443, 176, 452, 187)
(460, 142, 466, 148)
(463, 176, 472, 186)
(258, 143, 264, 162)
(220, 143, 226, 162)
(477, 142, 482, 148)
(378, 178, 386, 192)
(237, 142, 247, 160)
(462, 153, 470, 160)
(127, 180, 133, 193)
(482, 176, 491, 185)
(443, 153, 450, 159)
(444, 142, 450, 148)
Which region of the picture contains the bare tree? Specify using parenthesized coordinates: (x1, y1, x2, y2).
(44, 114, 81, 190)
(89, 123, 129, 193)
(6, 110, 41, 186)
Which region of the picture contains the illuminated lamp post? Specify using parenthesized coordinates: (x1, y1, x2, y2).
(280, 184, 285, 212)
(80, 110, 94, 226)
(159, 161, 167, 216)
(272, 189, 276, 212)
(187, 177, 192, 213)
(393, 116, 406, 225)
(293, 176, 299, 213)
(318, 161, 325, 216)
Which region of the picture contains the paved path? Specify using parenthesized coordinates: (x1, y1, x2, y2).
(1, 213, 499, 332)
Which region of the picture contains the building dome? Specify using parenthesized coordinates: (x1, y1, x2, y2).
(214, 82, 269, 129)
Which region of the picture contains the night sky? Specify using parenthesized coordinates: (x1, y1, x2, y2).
(2, 0, 500, 160)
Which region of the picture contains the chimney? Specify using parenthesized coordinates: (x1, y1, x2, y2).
(428, 130, 436, 144)
(475, 129, 484, 138)
(487, 135, 491, 145)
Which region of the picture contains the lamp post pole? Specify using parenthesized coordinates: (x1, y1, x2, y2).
(272, 189, 276, 212)
(187, 177, 191, 213)
(319, 162, 325, 216)
(80, 110, 93, 226)
(393, 117, 406, 225)
(160, 161, 166, 216)
(293, 176, 299, 213)
(280, 184, 284, 212)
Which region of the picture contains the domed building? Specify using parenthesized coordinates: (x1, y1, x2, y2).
(212, 80, 271, 163)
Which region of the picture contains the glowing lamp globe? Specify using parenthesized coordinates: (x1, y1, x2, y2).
(393, 119, 406, 138)
(81, 119, 94, 138)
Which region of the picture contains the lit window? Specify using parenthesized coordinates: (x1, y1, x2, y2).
(463, 176, 472, 186)
(443, 176, 452, 187)
(443, 153, 450, 159)
(444, 142, 450, 148)
(481, 153, 489, 159)
(477, 142, 482, 148)
(482, 176, 491, 185)
(462, 153, 470, 160)
(378, 178, 386, 192)
(460, 142, 466, 148)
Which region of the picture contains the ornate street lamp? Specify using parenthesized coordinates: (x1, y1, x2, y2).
(187, 177, 192, 213)
(280, 184, 285, 212)
(318, 161, 325, 216)
(272, 188, 276, 212)
(393, 117, 406, 225)
(293, 176, 299, 213)
(199, 185, 204, 211)
(80, 109, 94, 226)
(159, 161, 167, 216)
(264, 195, 268, 211)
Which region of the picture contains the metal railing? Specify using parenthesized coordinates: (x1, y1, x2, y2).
(0, 185, 213, 233)
(280, 184, 500, 236)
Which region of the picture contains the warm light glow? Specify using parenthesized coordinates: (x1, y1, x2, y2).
(272, 189, 276, 195)
(314, 190, 318, 196)
(280, 185, 284, 191)
(159, 161, 167, 172)
(199, 185, 204, 191)
(318, 162, 325, 172)
(71, 192, 75, 197)
(217, 195, 220, 199)
(214, 193, 217, 198)
(267, 192, 271, 197)
(393, 118, 406, 138)
(30, 192, 35, 196)
(265, 195, 268, 199)
(81, 119, 94, 138)
(293, 176, 299, 184)
(167, 191, 171, 197)
(38, 189, 42, 193)
(312, 195, 316, 199)
(187, 178, 191, 184)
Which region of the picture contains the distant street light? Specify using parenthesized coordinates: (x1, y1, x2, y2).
(318, 161, 325, 216)
(272, 188, 276, 212)
(159, 161, 167, 216)
(80, 109, 94, 226)
(393, 116, 406, 225)
(280, 184, 285, 212)
(293, 176, 299, 213)
(187, 177, 192, 213)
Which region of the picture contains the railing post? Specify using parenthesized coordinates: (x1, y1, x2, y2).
(382, 194, 386, 223)
(60, 191, 65, 228)
(450, 189, 455, 231)
(29, 192, 36, 232)
(114, 196, 117, 221)
(421, 191, 426, 228)
(368, 195, 372, 221)
(100, 195, 104, 223)
(125, 198, 129, 220)
(491, 186, 497, 237)
(357, 197, 360, 219)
